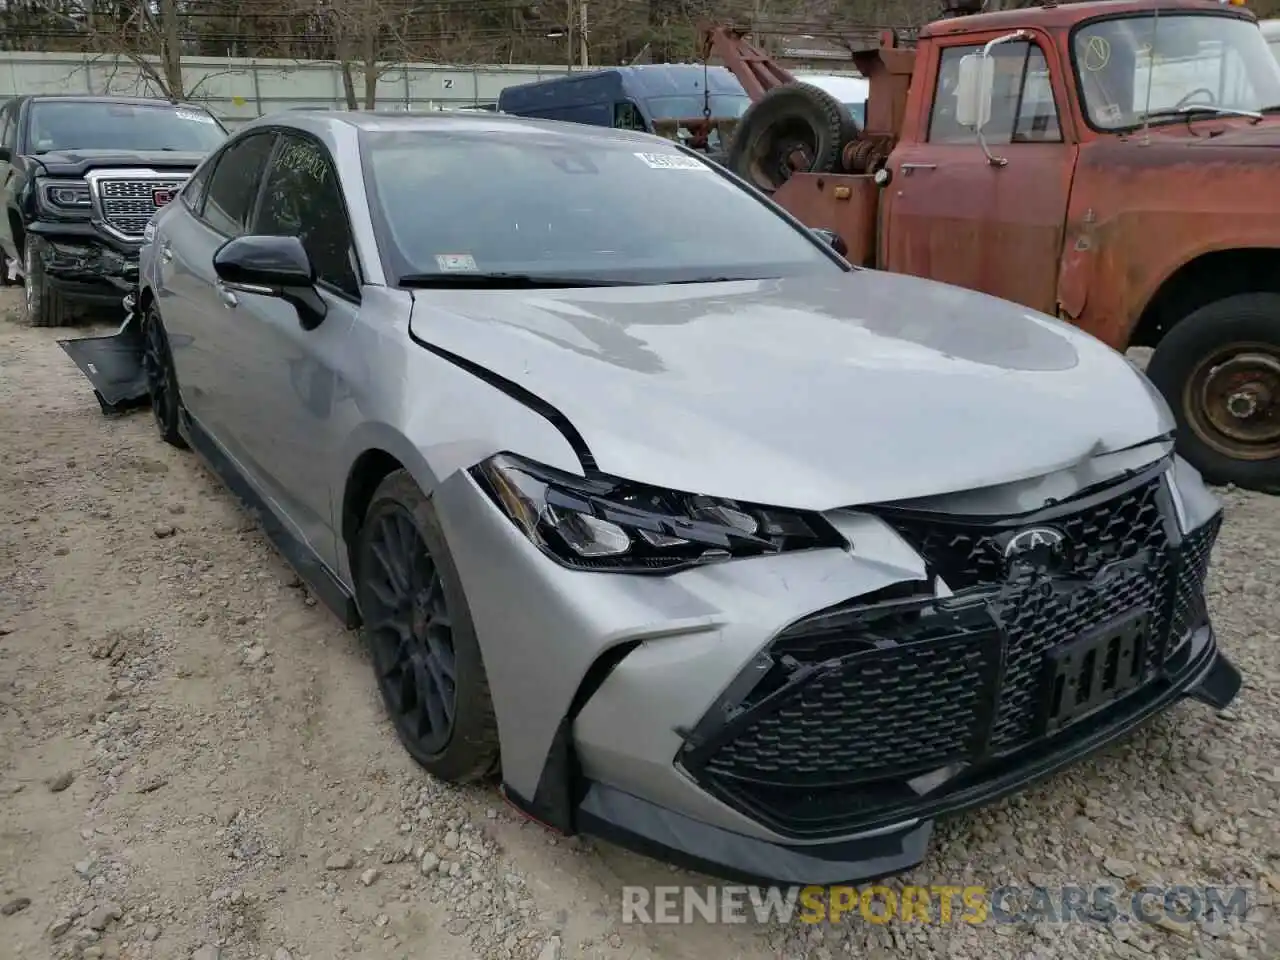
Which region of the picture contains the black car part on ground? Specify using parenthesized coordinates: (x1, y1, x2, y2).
(56, 296, 148, 415)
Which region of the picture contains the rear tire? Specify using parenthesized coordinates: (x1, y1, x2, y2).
(355, 469, 500, 782)
(1145, 293, 1280, 493)
(22, 237, 73, 327)
(727, 81, 858, 194)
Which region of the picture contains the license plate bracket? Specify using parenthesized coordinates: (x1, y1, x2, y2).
(1039, 611, 1149, 735)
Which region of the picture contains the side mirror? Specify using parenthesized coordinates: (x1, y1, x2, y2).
(811, 227, 849, 258)
(213, 235, 327, 329)
(955, 53, 996, 131)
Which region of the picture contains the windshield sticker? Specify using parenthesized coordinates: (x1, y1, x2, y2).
(435, 254, 477, 272)
(634, 152, 705, 170)
(175, 109, 217, 124)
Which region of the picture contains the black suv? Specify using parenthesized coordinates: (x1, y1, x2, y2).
(0, 95, 227, 325)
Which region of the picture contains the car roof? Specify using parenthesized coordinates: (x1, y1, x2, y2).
(24, 94, 209, 108)
(263, 109, 674, 145)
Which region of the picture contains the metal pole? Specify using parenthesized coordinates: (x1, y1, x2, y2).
(579, 0, 589, 68)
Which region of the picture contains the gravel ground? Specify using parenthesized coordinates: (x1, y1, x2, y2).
(1, 291, 1277, 960)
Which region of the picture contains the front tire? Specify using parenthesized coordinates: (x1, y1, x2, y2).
(355, 469, 500, 782)
(21, 237, 73, 327)
(1145, 293, 1280, 493)
(141, 304, 187, 449)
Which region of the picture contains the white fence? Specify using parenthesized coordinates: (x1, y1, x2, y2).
(0, 51, 598, 125)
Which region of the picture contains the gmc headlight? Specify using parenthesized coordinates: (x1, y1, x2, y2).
(473, 453, 846, 573)
(37, 178, 91, 210)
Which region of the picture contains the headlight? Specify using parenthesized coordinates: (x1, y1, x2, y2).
(472, 453, 846, 573)
(37, 178, 91, 211)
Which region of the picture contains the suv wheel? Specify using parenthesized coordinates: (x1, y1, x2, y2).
(22, 237, 73, 327)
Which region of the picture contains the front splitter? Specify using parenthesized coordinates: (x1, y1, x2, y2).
(560, 635, 1238, 886)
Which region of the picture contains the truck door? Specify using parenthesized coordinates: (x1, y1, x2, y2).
(881, 34, 1078, 317)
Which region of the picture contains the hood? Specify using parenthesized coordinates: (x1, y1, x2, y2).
(1189, 122, 1280, 148)
(408, 271, 1173, 510)
(28, 149, 207, 178)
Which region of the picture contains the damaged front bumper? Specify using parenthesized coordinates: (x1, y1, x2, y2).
(566, 628, 1239, 885)
(30, 220, 141, 300)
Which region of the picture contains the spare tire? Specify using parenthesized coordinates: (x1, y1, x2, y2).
(727, 82, 859, 194)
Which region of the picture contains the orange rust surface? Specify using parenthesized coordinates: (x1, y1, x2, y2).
(736, 0, 1280, 352)
(773, 173, 880, 268)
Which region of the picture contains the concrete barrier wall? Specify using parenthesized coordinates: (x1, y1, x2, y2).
(0, 51, 863, 127)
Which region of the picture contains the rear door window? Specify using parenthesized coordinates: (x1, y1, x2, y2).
(201, 131, 277, 237)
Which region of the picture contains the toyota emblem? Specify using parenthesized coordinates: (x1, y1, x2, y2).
(153, 188, 174, 207)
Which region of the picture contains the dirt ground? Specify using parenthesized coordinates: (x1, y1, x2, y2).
(1, 287, 1277, 960)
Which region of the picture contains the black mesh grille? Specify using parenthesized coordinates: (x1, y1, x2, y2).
(987, 561, 1168, 748)
(1170, 511, 1221, 641)
(881, 476, 1169, 591)
(704, 600, 1002, 787)
(681, 469, 1223, 839)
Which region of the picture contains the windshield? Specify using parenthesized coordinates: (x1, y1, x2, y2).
(644, 93, 751, 120)
(1073, 14, 1280, 128)
(27, 101, 227, 153)
(360, 128, 842, 285)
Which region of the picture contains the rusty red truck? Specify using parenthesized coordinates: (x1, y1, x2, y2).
(699, 0, 1280, 492)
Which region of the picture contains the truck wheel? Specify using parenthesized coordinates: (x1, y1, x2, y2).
(728, 81, 857, 194)
(1145, 293, 1280, 493)
(21, 237, 73, 327)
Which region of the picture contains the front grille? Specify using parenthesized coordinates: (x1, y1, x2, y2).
(703, 598, 1004, 788)
(680, 466, 1222, 838)
(97, 177, 187, 238)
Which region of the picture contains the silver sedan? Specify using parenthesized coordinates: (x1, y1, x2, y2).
(69, 110, 1239, 885)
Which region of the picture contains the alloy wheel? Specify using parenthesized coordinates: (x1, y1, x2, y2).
(362, 508, 458, 755)
(141, 312, 176, 435)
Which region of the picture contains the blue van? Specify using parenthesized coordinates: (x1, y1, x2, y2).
(496, 64, 751, 133)
(497, 65, 867, 135)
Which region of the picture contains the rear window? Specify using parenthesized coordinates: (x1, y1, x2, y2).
(26, 101, 227, 154)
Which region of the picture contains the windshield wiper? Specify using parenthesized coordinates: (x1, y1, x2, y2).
(398, 272, 640, 289)
(1143, 104, 1262, 124)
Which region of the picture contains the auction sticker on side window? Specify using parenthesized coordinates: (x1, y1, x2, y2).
(634, 152, 705, 170)
(435, 254, 477, 272)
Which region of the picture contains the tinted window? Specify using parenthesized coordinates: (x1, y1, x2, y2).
(253, 134, 359, 297)
(1074, 15, 1280, 129)
(26, 101, 227, 154)
(181, 155, 215, 215)
(0, 106, 13, 152)
(203, 132, 276, 237)
(360, 128, 841, 284)
(930, 43, 1062, 144)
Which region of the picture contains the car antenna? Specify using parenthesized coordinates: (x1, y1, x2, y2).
(1140, 5, 1159, 145)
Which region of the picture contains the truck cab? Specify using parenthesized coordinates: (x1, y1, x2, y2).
(862, 0, 1280, 491)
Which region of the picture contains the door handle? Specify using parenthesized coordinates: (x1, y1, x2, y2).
(900, 162, 937, 173)
(216, 283, 238, 309)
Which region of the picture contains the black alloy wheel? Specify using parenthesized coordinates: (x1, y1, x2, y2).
(356, 470, 499, 781)
(142, 305, 186, 448)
